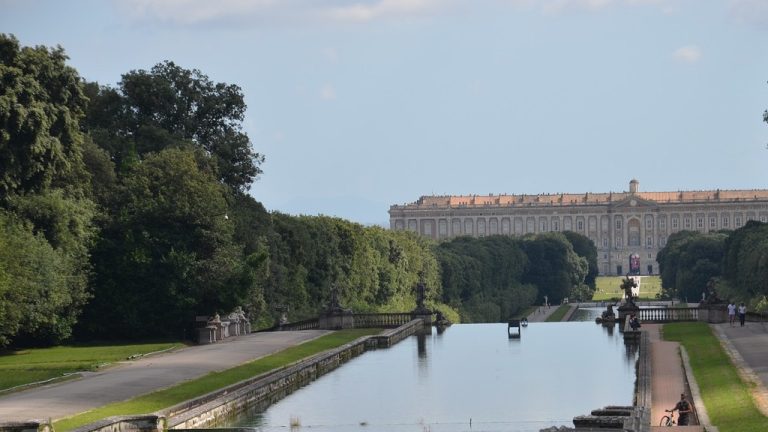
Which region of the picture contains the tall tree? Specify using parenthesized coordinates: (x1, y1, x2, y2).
(563, 231, 599, 288)
(0, 35, 96, 346)
(0, 34, 89, 198)
(80, 148, 255, 339)
(83, 61, 264, 191)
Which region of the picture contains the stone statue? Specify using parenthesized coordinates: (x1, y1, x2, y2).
(416, 281, 426, 311)
(329, 284, 341, 310)
(412, 273, 431, 315)
(621, 274, 638, 306)
(700, 278, 723, 305)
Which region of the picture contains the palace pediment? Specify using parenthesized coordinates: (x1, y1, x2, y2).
(609, 195, 659, 210)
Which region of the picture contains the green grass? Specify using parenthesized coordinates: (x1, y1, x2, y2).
(663, 322, 768, 432)
(592, 275, 662, 301)
(0, 342, 181, 392)
(545, 304, 571, 322)
(53, 329, 381, 431)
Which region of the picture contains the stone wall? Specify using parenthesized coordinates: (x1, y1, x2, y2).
(69, 416, 165, 432)
(0, 421, 52, 432)
(166, 319, 427, 429)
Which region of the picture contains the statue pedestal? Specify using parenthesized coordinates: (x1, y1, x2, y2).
(411, 307, 433, 326)
(617, 302, 639, 323)
(319, 309, 354, 330)
(699, 304, 727, 323)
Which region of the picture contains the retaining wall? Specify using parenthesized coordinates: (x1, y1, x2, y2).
(166, 319, 426, 429)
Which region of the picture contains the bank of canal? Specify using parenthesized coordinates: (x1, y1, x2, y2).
(221, 321, 635, 432)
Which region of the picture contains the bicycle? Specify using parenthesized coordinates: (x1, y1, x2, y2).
(659, 409, 676, 427)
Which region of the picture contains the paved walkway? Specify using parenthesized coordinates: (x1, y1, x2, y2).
(647, 318, 768, 431)
(712, 321, 768, 415)
(525, 304, 564, 322)
(0, 330, 330, 422)
(645, 324, 699, 428)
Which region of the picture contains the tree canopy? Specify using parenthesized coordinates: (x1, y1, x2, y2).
(0, 34, 88, 198)
(83, 61, 264, 192)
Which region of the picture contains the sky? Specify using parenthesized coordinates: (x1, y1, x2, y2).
(2, 0, 767, 226)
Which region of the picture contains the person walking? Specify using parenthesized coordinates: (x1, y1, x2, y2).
(727, 301, 736, 327)
(738, 303, 747, 327)
(668, 393, 692, 426)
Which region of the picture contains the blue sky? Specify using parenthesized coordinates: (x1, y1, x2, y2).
(2, 0, 767, 225)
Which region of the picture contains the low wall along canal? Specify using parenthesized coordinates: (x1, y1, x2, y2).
(12, 312, 656, 432)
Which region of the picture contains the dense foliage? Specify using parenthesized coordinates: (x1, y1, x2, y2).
(436, 232, 594, 322)
(0, 35, 96, 346)
(0, 36, 459, 346)
(656, 222, 768, 309)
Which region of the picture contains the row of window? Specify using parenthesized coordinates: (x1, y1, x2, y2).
(398, 212, 768, 237)
(598, 235, 667, 249)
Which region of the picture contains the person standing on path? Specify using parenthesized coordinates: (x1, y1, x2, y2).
(728, 302, 736, 327)
(738, 303, 747, 327)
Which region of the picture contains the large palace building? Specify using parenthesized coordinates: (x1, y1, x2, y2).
(389, 180, 768, 276)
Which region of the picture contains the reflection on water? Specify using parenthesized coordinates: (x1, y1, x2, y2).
(224, 322, 637, 432)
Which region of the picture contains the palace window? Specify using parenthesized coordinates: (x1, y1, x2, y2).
(602, 237, 609, 247)
(684, 218, 692, 229)
(697, 218, 704, 229)
(552, 220, 560, 231)
(722, 216, 729, 228)
(615, 219, 623, 230)
(615, 237, 623, 248)
(659, 218, 666, 229)
(577, 220, 584, 231)
(672, 218, 679, 229)
(646, 236, 653, 247)
(735, 216, 743, 227)
(646, 218, 653, 229)
(709, 217, 717, 229)
(540, 220, 548, 232)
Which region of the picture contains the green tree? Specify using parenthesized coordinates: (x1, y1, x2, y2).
(435, 235, 535, 322)
(83, 62, 264, 191)
(722, 221, 768, 300)
(520, 232, 588, 304)
(563, 231, 598, 288)
(80, 148, 254, 339)
(0, 34, 89, 198)
(0, 211, 88, 346)
(657, 231, 726, 301)
(0, 35, 97, 346)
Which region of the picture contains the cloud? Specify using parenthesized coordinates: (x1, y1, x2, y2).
(672, 45, 701, 63)
(116, 0, 452, 26)
(320, 84, 336, 100)
(729, 0, 768, 28)
(324, 0, 445, 23)
(502, 0, 682, 14)
(541, 0, 614, 14)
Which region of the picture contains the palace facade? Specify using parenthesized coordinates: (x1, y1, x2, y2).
(389, 180, 768, 276)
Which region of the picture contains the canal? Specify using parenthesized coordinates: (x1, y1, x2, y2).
(220, 313, 636, 432)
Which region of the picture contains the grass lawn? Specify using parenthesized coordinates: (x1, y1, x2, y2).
(545, 304, 570, 322)
(663, 322, 768, 432)
(0, 342, 181, 392)
(54, 328, 381, 431)
(592, 275, 662, 301)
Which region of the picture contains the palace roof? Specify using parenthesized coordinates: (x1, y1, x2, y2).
(391, 188, 768, 210)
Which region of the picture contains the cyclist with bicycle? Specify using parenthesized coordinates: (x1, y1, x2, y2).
(665, 393, 692, 426)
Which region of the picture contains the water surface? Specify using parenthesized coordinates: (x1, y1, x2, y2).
(225, 322, 637, 432)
